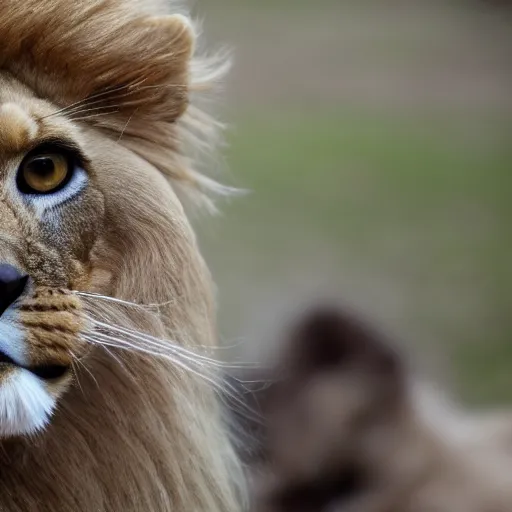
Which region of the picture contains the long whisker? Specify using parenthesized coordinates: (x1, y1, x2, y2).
(58, 86, 147, 116)
(117, 110, 137, 143)
(82, 333, 265, 425)
(84, 334, 227, 394)
(99, 345, 130, 375)
(135, 83, 188, 92)
(71, 291, 175, 310)
(69, 348, 100, 390)
(68, 110, 120, 122)
(86, 316, 258, 370)
(58, 86, 147, 119)
(86, 328, 222, 372)
(80, 300, 253, 363)
(74, 291, 266, 423)
(74, 357, 99, 389)
(41, 79, 189, 121)
(40, 82, 141, 119)
(61, 104, 123, 119)
(70, 360, 85, 396)
(48, 98, 117, 119)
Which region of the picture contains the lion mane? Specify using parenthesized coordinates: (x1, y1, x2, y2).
(0, 1, 243, 511)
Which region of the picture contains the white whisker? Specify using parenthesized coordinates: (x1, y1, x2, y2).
(136, 83, 187, 92)
(68, 110, 120, 122)
(41, 88, 121, 119)
(41, 81, 145, 119)
(82, 333, 264, 425)
(83, 334, 224, 393)
(72, 291, 265, 423)
(86, 316, 257, 370)
(86, 330, 211, 372)
(99, 345, 130, 375)
(72, 354, 99, 389)
(62, 104, 122, 119)
(117, 110, 137, 143)
(70, 360, 85, 396)
(72, 290, 175, 310)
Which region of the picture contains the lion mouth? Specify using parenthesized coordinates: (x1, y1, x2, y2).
(0, 349, 69, 380)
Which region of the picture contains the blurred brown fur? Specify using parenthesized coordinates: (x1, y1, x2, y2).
(227, 307, 512, 512)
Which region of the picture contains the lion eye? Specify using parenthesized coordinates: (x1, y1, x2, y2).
(18, 152, 70, 194)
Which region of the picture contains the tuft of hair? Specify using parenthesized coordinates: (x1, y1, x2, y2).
(0, 0, 231, 210)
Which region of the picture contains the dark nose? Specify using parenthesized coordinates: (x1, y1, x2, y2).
(0, 264, 28, 317)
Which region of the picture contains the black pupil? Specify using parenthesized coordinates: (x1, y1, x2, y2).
(29, 157, 55, 176)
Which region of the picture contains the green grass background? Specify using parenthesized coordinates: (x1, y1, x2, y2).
(195, 1, 512, 405)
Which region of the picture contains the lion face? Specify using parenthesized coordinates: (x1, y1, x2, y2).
(0, 75, 105, 435)
(0, 5, 209, 437)
(0, 71, 196, 435)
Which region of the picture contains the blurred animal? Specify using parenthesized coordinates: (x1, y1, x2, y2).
(0, 1, 242, 511)
(228, 307, 512, 512)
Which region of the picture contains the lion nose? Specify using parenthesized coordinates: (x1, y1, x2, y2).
(0, 264, 28, 317)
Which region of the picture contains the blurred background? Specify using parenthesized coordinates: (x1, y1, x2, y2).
(193, 0, 512, 405)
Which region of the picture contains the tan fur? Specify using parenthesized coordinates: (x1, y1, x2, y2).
(0, 103, 39, 152)
(0, 1, 242, 511)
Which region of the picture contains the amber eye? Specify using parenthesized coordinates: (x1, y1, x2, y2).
(19, 152, 70, 194)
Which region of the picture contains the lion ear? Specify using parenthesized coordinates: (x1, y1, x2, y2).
(122, 14, 196, 120)
(92, 13, 196, 122)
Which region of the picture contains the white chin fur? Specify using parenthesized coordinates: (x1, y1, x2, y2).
(0, 370, 56, 437)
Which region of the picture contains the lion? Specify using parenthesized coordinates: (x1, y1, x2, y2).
(230, 307, 512, 512)
(0, 1, 243, 511)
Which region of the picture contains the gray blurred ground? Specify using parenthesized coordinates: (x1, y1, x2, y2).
(194, 0, 512, 403)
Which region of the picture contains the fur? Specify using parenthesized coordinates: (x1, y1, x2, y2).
(0, 370, 56, 437)
(229, 307, 512, 512)
(0, 1, 242, 511)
